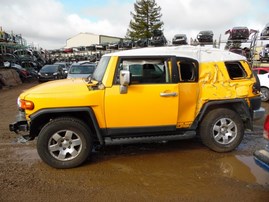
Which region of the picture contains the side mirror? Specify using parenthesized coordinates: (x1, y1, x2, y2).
(119, 70, 130, 94)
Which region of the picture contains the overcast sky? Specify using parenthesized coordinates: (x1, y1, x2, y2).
(0, 0, 268, 50)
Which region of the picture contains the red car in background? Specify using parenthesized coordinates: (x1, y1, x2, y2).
(252, 67, 269, 101)
(225, 26, 250, 41)
(252, 67, 269, 75)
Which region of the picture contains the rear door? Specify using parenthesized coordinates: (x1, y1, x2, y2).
(176, 57, 199, 128)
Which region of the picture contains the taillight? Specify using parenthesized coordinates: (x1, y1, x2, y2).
(19, 99, 34, 110)
(253, 72, 260, 94)
(263, 115, 269, 140)
(252, 86, 260, 94)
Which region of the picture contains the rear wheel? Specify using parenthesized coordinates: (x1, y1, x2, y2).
(260, 87, 269, 102)
(37, 117, 92, 169)
(199, 108, 244, 152)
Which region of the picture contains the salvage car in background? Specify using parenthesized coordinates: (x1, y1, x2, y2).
(67, 62, 96, 79)
(253, 67, 269, 102)
(38, 64, 65, 82)
(0, 53, 21, 64)
(54, 62, 70, 78)
(95, 43, 109, 51)
(150, 35, 167, 46)
(259, 44, 269, 62)
(197, 30, 214, 43)
(13, 49, 36, 62)
(172, 34, 188, 45)
(260, 23, 269, 40)
(4, 62, 32, 82)
(135, 38, 148, 47)
(229, 47, 245, 56)
(108, 41, 121, 50)
(150, 30, 167, 47)
(226, 26, 250, 41)
(122, 39, 135, 49)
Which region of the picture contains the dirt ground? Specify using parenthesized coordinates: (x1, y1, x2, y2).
(0, 81, 269, 202)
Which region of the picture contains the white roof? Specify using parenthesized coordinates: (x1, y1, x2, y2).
(105, 45, 246, 62)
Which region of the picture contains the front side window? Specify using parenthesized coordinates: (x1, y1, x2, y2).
(116, 58, 171, 84)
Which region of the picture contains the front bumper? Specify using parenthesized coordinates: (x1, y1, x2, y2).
(9, 111, 29, 134)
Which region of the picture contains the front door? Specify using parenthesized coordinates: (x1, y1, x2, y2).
(104, 58, 179, 135)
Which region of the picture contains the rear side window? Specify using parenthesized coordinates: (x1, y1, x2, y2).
(175, 57, 198, 82)
(225, 62, 247, 79)
(177, 61, 197, 82)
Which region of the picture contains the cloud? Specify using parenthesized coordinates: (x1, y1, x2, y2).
(0, 0, 133, 49)
(156, 0, 267, 42)
(82, 0, 133, 24)
(0, 0, 71, 48)
(0, 0, 268, 49)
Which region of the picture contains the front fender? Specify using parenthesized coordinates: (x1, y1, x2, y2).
(29, 107, 104, 145)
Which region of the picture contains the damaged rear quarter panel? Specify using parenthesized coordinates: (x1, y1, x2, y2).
(197, 61, 255, 111)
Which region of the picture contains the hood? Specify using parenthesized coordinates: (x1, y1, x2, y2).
(21, 78, 96, 97)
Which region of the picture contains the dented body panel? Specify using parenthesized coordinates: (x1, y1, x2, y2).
(197, 61, 255, 107)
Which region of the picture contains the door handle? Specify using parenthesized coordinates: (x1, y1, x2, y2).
(160, 92, 178, 97)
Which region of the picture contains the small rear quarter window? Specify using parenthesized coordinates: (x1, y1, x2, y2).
(225, 62, 247, 79)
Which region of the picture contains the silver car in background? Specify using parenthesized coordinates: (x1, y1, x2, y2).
(67, 62, 96, 79)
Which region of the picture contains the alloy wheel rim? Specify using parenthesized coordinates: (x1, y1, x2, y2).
(261, 89, 269, 101)
(212, 118, 237, 145)
(48, 130, 82, 161)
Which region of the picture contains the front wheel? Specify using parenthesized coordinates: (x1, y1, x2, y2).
(37, 117, 93, 169)
(199, 108, 244, 152)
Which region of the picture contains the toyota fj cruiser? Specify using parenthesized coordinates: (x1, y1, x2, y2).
(10, 46, 265, 168)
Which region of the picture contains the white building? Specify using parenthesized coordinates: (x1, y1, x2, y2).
(65, 33, 122, 48)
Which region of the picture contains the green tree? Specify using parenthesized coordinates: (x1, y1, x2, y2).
(126, 0, 164, 43)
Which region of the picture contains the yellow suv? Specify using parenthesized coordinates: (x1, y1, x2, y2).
(10, 46, 265, 168)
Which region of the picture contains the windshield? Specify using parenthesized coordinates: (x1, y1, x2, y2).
(40, 65, 58, 73)
(69, 64, 96, 74)
(91, 56, 110, 82)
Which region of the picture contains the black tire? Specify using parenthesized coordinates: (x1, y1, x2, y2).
(260, 87, 269, 102)
(199, 108, 244, 152)
(37, 117, 93, 169)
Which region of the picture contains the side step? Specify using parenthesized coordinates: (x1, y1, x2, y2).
(104, 131, 196, 145)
